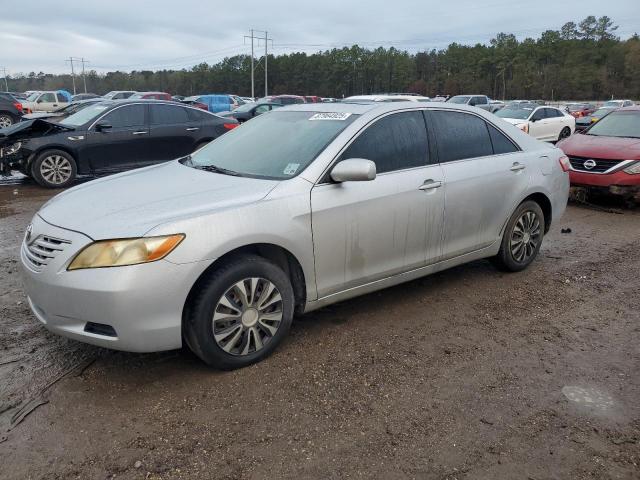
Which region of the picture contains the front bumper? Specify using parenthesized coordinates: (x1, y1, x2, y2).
(21, 215, 211, 352)
(569, 170, 640, 196)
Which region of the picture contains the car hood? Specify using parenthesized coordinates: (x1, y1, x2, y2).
(22, 112, 64, 120)
(500, 117, 529, 125)
(0, 119, 74, 145)
(38, 161, 279, 239)
(557, 134, 640, 160)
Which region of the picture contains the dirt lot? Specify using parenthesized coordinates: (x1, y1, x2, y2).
(0, 177, 638, 480)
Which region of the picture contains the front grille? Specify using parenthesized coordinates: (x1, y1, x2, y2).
(568, 156, 623, 173)
(23, 235, 71, 271)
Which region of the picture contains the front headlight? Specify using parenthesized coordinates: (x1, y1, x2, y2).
(0, 141, 22, 157)
(68, 234, 185, 270)
(623, 161, 640, 175)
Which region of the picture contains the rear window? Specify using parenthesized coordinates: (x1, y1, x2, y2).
(150, 104, 190, 124)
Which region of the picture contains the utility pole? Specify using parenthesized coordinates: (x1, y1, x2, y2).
(264, 30, 268, 97)
(66, 57, 76, 94)
(243, 30, 272, 99)
(0, 67, 8, 91)
(80, 58, 88, 93)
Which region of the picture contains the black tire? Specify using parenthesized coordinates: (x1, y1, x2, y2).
(558, 127, 571, 141)
(185, 255, 294, 369)
(31, 149, 77, 188)
(492, 200, 545, 272)
(0, 112, 16, 129)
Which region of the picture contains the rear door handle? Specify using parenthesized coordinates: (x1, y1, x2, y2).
(510, 162, 526, 172)
(419, 180, 443, 191)
(132, 131, 148, 135)
(186, 127, 200, 131)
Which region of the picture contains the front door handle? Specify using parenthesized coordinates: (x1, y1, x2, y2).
(419, 180, 443, 191)
(510, 162, 526, 172)
(186, 127, 200, 131)
(132, 131, 148, 135)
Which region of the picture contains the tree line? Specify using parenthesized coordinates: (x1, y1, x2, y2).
(6, 16, 640, 101)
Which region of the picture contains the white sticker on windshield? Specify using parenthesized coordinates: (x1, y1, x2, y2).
(309, 112, 352, 121)
(284, 163, 300, 175)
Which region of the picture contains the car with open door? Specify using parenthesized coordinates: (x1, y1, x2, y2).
(0, 99, 238, 188)
(19, 102, 569, 369)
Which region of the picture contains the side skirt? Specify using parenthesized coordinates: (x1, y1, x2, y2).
(303, 243, 499, 314)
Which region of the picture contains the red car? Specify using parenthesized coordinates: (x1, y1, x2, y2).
(129, 91, 172, 100)
(304, 96, 322, 103)
(557, 107, 640, 200)
(566, 103, 596, 118)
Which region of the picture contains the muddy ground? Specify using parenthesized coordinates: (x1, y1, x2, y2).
(0, 176, 638, 480)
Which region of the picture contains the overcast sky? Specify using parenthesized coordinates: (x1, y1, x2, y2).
(2, 0, 638, 75)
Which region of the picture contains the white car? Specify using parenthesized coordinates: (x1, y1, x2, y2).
(345, 94, 431, 103)
(21, 91, 70, 113)
(602, 99, 634, 108)
(496, 104, 575, 142)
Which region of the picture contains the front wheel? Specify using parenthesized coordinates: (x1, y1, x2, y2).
(558, 127, 571, 141)
(492, 201, 545, 272)
(184, 255, 295, 369)
(0, 113, 16, 129)
(31, 149, 77, 188)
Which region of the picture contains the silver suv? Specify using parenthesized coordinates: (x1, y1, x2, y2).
(22, 103, 570, 369)
(447, 95, 503, 113)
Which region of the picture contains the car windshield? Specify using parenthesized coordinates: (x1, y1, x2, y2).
(586, 111, 640, 138)
(495, 107, 533, 120)
(26, 93, 39, 101)
(186, 110, 359, 179)
(59, 103, 111, 127)
(448, 96, 470, 104)
(129, 93, 144, 99)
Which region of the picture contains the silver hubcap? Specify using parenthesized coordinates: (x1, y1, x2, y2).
(40, 155, 72, 185)
(0, 115, 12, 128)
(510, 211, 541, 263)
(212, 277, 283, 356)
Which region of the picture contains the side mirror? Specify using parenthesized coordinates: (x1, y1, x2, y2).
(330, 159, 376, 183)
(95, 123, 112, 132)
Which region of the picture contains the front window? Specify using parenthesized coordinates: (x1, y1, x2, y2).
(60, 103, 112, 127)
(187, 111, 359, 179)
(448, 96, 471, 104)
(586, 111, 640, 138)
(495, 107, 533, 120)
(26, 93, 39, 101)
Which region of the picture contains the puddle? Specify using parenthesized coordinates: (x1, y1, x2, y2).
(562, 385, 615, 412)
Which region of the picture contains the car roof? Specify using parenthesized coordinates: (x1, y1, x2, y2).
(281, 101, 495, 116)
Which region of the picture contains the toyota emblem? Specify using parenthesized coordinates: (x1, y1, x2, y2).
(583, 159, 597, 170)
(25, 224, 33, 242)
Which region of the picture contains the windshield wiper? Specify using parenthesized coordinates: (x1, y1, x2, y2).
(194, 164, 243, 176)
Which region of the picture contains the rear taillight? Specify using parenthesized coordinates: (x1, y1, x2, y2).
(13, 102, 23, 113)
(223, 123, 238, 130)
(559, 155, 570, 172)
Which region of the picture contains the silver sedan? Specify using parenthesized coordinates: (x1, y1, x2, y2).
(21, 102, 569, 369)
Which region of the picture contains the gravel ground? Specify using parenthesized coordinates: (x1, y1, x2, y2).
(0, 177, 638, 480)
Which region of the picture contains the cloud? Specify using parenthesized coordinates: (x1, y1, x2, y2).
(2, 0, 638, 74)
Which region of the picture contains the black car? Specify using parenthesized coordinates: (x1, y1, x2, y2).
(218, 102, 283, 123)
(0, 99, 238, 188)
(0, 92, 24, 128)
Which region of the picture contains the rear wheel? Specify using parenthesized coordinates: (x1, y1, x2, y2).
(558, 127, 571, 141)
(185, 255, 294, 369)
(0, 113, 16, 129)
(492, 200, 545, 272)
(31, 149, 77, 188)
